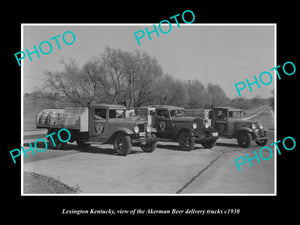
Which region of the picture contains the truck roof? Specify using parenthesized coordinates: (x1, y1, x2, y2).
(91, 104, 126, 110)
(149, 105, 185, 110)
(213, 106, 242, 111)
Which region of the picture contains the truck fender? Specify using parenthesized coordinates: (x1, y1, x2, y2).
(236, 127, 253, 138)
(150, 127, 157, 134)
(106, 128, 134, 144)
(209, 126, 218, 133)
(174, 128, 194, 140)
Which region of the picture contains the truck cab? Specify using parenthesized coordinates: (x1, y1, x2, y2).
(136, 105, 218, 150)
(209, 107, 268, 148)
(36, 104, 157, 156)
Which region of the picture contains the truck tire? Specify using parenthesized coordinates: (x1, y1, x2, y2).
(47, 135, 66, 150)
(237, 132, 252, 148)
(56, 142, 67, 150)
(201, 139, 217, 149)
(178, 131, 195, 151)
(47, 129, 57, 149)
(255, 139, 268, 146)
(113, 133, 132, 156)
(141, 134, 157, 153)
(47, 137, 56, 149)
(47, 128, 67, 150)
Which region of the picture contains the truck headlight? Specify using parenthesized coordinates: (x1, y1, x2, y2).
(204, 122, 209, 129)
(134, 126, 139, 133)
(146, 126, 151, 133)
(192, 123, 197, 129)
(251, 123, 256, 130)
(259, 123, 263, 130)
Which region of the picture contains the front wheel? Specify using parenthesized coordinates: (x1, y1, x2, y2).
(237, 132, 252, 148)
(178, 131, 195, 151)
(141, 134, 157, 153)
(201, 139, 217, 149)
(113, 133, 132, 156)
(255, 139, 268, 146)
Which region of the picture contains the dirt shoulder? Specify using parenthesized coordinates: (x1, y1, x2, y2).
(243, 104, 269, 118)
(23, 171, 80, 194)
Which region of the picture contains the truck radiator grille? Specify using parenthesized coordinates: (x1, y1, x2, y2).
(137, 124, 145, 132)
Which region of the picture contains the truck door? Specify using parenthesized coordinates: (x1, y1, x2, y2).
(89, 108, 109, 142)
(155, 109, 174, 138)
(214, 109, 229, 136)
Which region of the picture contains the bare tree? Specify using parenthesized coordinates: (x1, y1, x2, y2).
(186, 79, 208, 109)
(132, 50, 163, 107)
(44, 58, 110, 106)
(206, 83, 230, 108)
(101, 46, 128, 105)
(153, 74, 189, 107)
(101, 46, 164, 108)
(41, 46, 165, 108)
(38, 46, 231, 109)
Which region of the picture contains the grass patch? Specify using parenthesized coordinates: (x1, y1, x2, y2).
(23, 171, 81, 194)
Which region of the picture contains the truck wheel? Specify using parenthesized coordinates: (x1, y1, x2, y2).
(178, 131, 195, 151)
(47, 136, 66, 150)
(47, 129, 57, 149)
(113, 133, 132, 156)
(255, 139, 268, 146)
(56, 142, 67, 150)
(201, 140, 217, 149)
(47, 128, 67, 150)
(76, 139, 91, 148)
(47, 137, 56, 149)
(141, 134, 157, 153)
(237, 132, 252, 148)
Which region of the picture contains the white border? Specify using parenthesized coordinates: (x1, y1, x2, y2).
(274, 24, 277, 196)
(21, 24, 24, 195)
(21, 23, 277, 196)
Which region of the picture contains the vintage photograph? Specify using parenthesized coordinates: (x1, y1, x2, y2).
(21, 24, 275, 195)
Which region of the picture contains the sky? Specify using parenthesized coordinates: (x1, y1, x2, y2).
(22, 24, 275, 99)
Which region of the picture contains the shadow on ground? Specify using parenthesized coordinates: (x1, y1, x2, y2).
(24, 142, 145, 156)
(157, 144, 203, 151)
(216, 142, 239, 148)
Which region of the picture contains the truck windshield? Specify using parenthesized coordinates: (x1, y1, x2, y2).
(229, 111, 243, 118)
(170, 110, 185, 117)
(109, 109, 125, 118)
(94, 108, 106, 120)
(217, 110, 227, 120)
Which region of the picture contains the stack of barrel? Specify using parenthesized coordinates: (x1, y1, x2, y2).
(36, 109, 64, 128)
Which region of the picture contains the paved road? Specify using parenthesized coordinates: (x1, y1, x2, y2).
(23, 108, 275, 194)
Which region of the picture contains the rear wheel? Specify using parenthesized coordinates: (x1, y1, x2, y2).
(47, 129, 58, 149)
(141, 134, 157, 153)
(178, 131, 195, 151)
(237, 132, 252, 148)
(113, 133, 132, 156)
(47, 135, 66, 149)
(47, 128, 67, 150)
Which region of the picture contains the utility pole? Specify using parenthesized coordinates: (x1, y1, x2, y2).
(184, 80, 193, 88)
(184, 79, 193, 109)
